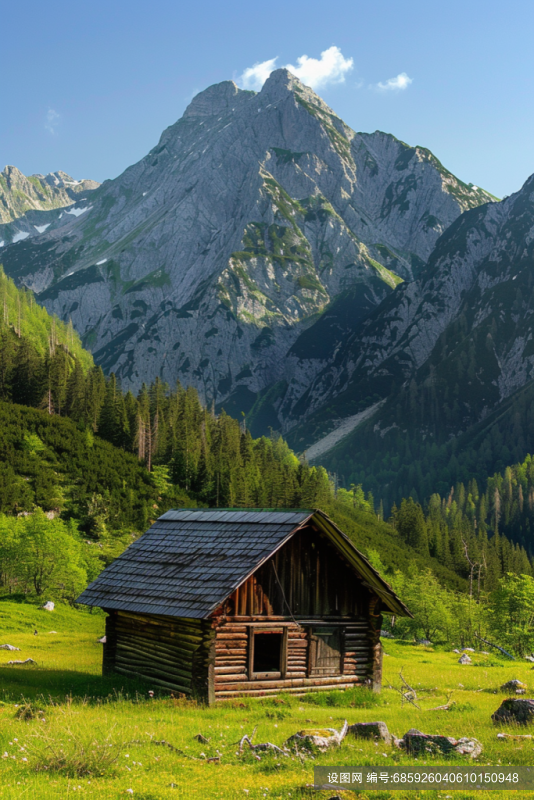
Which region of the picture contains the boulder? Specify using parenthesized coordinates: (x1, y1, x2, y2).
(403, 729, 482, 758)
(347, 722, 392, 745)
(286, 721, 348, 752)
(492, 698, 534, 725)
(500, 680, 527, 693)
(458, 654, 472, 664)
(41, 601, 54, 611)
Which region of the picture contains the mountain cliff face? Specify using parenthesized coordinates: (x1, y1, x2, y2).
(294, 172, 534, 502)
(0, 70, 493, 416)
(0, 166, 99, 229)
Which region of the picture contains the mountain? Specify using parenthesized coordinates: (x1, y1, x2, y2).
(0, 165, 99, 231)
(0, 70, 493, 419)
(303, 172, 534, 505)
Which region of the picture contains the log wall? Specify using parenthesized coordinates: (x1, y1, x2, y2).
(102, 609, 215, 701)
(212, 618, 373, 700)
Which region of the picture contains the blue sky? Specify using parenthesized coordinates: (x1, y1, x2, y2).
(2, 0, 533, 198)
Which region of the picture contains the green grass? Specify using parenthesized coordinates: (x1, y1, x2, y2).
(1, 600, 534, 798)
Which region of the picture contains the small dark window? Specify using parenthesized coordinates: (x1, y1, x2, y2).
(252, 632, 283, 674)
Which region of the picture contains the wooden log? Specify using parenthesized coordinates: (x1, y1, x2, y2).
(116, 637, 195, 663)
(115, 652, 192, 680)
(215, 679, 364, 698)
(118, 611, 203, 636)
(116, 625, 202, 648)
(115, 648, 192, 679)
(114, 665, 192, 694)
(115, 657, 192, 687)
(115, 627, 199, 654)
(214, 626, 248, 634)
(217, 674, 368, 692)
(214, 666, 247, 675)
(215, 648, 247, 656)
(215, 633, 248, 640)
(116, 619, 203, 643)
(214, 675, 250, 684)
(116, 633, 193, 656)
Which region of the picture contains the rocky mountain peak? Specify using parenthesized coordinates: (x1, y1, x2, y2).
(0, 76, 496, 429)
(183, 80, 249, 119)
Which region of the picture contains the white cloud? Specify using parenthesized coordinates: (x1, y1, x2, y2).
(239, 57, 279, 91)
(45, 108, 60, 134)
(237, 46, 353, 92)
(284, 46, 353, 90)
(375, 72, 413, 92)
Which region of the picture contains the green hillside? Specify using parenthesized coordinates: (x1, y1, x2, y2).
(0, 267, 92, 367)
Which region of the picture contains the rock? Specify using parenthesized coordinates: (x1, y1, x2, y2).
(286, 720, 348, 752)
(462, 648, 475, 652)
(458, 654, 472, 664)
(500, 680, 527, 693)
(0, 644, 20, 651)
(525, 656, 534, 663)
(347, 722, 392, 745)
(97, 636, 106, 644)
(453, 649, 460, 653)
(492, 698, 534, 725)
(403, 729, 482, 758)
(380, 630, 394, 639)
(7, 658, 36, 666)
(41, 601, 54, 611)
(417, 639, 432, 646)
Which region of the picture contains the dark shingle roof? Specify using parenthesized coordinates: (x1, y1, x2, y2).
(77, 509, 312, 618)
(76, 508, 411, 619)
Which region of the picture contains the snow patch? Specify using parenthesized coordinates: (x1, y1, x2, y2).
(0, 241, 4, 248)
(96, 259, 107, 265)
(34, 223, 51, 233)
(142, 192, 147, 196)
(58, 213, 63, 219)
(12, 231, 30, 243)
(65, 205, 92, 217)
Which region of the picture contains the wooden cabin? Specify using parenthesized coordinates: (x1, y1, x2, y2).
(77, 509, 410, 702)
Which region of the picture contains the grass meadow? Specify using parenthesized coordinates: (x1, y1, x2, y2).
(1, 599, 534, 799)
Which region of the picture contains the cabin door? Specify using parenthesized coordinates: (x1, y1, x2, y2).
(309, 627, 342, 676)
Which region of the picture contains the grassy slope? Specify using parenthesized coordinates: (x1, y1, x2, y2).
(1, 601, 532, 799)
